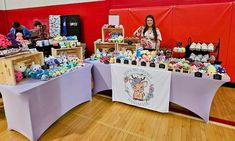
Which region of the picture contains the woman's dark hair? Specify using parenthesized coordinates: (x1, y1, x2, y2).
(34, 21, 42, 27)
(12, 21, 21, 28)
(143, 15, 158, 41)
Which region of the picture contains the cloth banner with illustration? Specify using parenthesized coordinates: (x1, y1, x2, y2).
(111, 64, 171, 113)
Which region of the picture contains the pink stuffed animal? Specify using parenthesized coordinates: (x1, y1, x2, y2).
(0, 34, 12, 48)
(16, 32, 29, 44)
(15, 71, 23, 82)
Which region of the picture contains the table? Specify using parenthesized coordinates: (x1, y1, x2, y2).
(86, 61, 230, 122)
(85, 60, 112, 94)
(0, 64, 92, 141)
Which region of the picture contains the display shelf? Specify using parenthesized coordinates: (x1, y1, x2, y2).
(51, 46, 83, 59)
(116, 43, 138, 52)
(94, 42, 116, 53)
(102, 27, 124, 42)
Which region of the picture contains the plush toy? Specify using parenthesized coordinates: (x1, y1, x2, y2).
(59, 41, 66, 48)
(15, 32, 29, 44)
(0, 34, 12, 49)
(15, 71, 23, 82)
(190, 42, 196, 50)
(54, 35, 63, 41)
(14, 62, 27, 73)
(195, 43, 201, 51)
(70, 41, 76, 48)
(45, 56, 60, 69)
(207, 65, 217, 76)
(7, 33, 19, 46)
(201, 43, 208, 51)
(208, 43, 214, 52)
(105, 31, 111, 42)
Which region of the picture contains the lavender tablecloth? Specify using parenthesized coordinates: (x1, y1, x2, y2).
(86, 61, 230, 122)
(85, 60, 112, 94)
(0, 64, 92, 141)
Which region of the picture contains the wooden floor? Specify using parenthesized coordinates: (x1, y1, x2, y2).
(0, 93, 235, 141)
(211, 87, 235, 121)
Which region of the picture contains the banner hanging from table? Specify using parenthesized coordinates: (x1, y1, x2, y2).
(111, 64, 171, 113)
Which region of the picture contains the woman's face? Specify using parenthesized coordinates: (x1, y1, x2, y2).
(147, 17, 153, 27)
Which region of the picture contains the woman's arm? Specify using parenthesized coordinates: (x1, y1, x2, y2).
(133, 26, 143, 37)
(156, 39, 161, 50)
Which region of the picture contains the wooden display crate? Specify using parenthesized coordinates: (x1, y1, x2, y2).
(94, 42, 116, 53)
(102, 28, 124, 42)
(0, 52, 44, 85)
(51, 46, 83, 59)
(116, 43, 138, 52)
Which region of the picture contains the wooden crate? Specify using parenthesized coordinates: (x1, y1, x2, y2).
(51, 46, 83, 59)
(102, 27, 124, 42)
(94, 42, 116, 53)
(116, 43, 138, 52)
(0, 52, 44, 85)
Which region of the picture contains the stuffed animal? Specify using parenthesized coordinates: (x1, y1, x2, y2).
(207, 65, 217, 76)
(14, 62, 27, 72)
(7, 33, 19, 46)
(15, 32, 29, 44)
(0, 34, 12, 49)
(15, 71, 23, 82)
(70, 41, 76, 48)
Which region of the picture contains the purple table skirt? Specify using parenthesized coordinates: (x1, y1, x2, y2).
(86, 61, 230, 122)
(85, 60, 112, 94)
(0, 64, 93, 141)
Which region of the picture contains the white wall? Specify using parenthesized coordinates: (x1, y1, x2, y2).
(0, 0, 5, 10)
(5, 0, 104, 10)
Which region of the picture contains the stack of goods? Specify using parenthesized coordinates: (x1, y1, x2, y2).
(52, 35, 80, 48)
(189, 42, 214, 52)
(0, 33, 29, 57)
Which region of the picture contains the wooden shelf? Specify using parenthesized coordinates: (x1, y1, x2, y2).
(102, 28, 124, 42)
(116, 43, 138, 52)
(51, 46, 83, 59)
(0, 52, 44, 85)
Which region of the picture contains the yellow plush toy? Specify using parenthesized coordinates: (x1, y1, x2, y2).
(207, 65, 217, 76)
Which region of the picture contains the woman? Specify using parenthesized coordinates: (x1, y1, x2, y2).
(133, 15, 162, 50)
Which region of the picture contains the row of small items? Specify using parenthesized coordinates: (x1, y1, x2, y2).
(88, 47, 227, 80)
(114, 58, 226, 80)
(14, 54, 84, 82)
(189, 53, 216, 63)
(105, 32, 124, 43)
(0, 46, 29, 56)
(36, 39, 80, 48)
(190, 42, 214, 52)
(53, 35, 78, 41)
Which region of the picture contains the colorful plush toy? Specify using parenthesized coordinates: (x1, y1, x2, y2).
(7, 33, 19, 46)
(15, 32, 29, 44)
(14, 62, 27, 72)
(15, 71, 23, 82)
(0, 34, 12, 49)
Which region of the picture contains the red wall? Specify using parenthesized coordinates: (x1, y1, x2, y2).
(0, 10, 8, 35)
